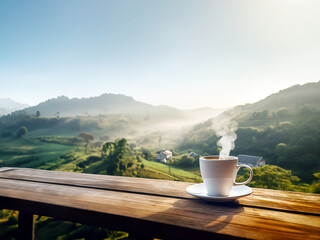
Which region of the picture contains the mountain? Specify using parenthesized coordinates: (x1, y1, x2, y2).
(243, 81, 320, 112)
(209, 81, 320, 126)
(9, 93, 225, 121)
(186, 81, 320, 131)
(178, 81, 320, 182)
(13, 94, 156, 117)
(0, 99, 29, 116)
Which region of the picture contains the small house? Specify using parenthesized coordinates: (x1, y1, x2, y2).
(189, 152, 199, 159)
(237, 154, 265, 167)
(156, 150, 172, 164)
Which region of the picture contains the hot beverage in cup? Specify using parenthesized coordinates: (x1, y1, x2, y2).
(199, 155, 253, 196)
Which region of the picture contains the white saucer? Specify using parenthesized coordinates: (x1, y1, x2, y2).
(186, 183, 252, 202)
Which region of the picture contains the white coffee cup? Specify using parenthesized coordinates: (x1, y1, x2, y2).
(199, 155, 253, 196)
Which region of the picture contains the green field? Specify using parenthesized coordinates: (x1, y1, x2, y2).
(0, 137, 201, 182)
(0, 138, 80, 169)
(141, 158, 201, 182)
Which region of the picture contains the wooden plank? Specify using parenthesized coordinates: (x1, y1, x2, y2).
(0, 167, 15, 173)
(18, 211, 35, 240)
(0, 178, 319, 240)
(0, 168, 319, 215)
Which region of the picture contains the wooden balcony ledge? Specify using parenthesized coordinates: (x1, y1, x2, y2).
(0, 167, 320, 240)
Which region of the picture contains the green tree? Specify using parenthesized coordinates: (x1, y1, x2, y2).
(178, 154, 195, 167)
(79, 132, 95, 154)
(101, 138, 129, 175)
(1, 131, 14, 138)
(141, 148, 152, 160)
(239, 165, 306, 191)
(310, 173, 320, 193)
(16, 126, 28, 138)
(36, 110, 41, 118)
(272, 112, 280, 128)
(277, 108, 289, 118)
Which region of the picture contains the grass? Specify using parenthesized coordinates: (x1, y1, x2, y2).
(0, 137, 201, 181)
(0, 137, 79, 168)
(0, 137, 201, 182)
(141, 158, 201, 182)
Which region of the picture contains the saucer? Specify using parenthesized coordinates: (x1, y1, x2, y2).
(186, 183, 252, 202)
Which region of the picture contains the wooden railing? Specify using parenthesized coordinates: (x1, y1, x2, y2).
(0, 167, 319, 240)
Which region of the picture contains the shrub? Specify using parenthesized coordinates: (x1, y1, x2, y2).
(16, 126, 28, 138)
(1, 131, 14, 138)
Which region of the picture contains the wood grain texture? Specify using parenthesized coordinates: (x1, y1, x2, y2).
(0, 168, 319, 215)
(0, 168, 320, 240)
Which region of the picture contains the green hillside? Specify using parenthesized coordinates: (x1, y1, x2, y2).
(178, 81, 320, 183)
(247, 81, 320, 111)
(0, 138, 79, 169)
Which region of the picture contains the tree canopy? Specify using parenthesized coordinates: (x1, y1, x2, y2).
(16, 126, 28, 138)
(79, 132, 95, 153)
(238, 165, 309, 192)
(101, 138, 129, 174)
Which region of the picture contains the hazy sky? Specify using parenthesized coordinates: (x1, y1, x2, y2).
(0, 0, 319, 109)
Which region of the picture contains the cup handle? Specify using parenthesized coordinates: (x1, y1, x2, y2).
(234, 164, 253, 186)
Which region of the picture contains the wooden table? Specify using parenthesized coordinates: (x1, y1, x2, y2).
(0, 167, 319, 240)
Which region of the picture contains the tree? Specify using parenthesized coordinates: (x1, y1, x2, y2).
(92, 141, 104, 150)
(129, 143, 136, 151)
(101, 138, 129, 174)
(238, 165, 306, 191)
(36, 111, 41, 118)
(272, 112, 280, 128)
(166, 158, 172, 174)
(310, 173, 320, 193)
(141, 148, 152, 160)
(178, 154, 195, 167)
(1, 131, 14, 138)
(16, 126, 28, 138)
(79, 132, 95, 154)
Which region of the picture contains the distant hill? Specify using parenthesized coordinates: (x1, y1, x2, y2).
(186, 81, 320, 131)
(208, 81, 320, 125)
(0, 94, 225, 145)
(9, 93, 224, 121)
(13, 94, 157, 117)
(179, 81, 320, 147)
(178, 81, 320, 183)
(0, 99, 29, 116)
(244, 81, 320, 112)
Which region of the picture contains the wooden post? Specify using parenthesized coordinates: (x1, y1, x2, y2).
(18, 211, 35, 240)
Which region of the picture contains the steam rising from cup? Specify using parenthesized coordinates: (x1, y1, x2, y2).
(212, 113, 238, 159)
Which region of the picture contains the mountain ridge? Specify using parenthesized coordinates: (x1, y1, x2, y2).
(0, 98, 29, 116)
(243, 81, 320, 112)
(7, 93, 225, 121)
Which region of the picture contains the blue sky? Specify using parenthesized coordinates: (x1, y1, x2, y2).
(0, 0, 319, 109)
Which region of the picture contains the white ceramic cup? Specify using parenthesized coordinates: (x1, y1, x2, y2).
(199, 155, 253, 196)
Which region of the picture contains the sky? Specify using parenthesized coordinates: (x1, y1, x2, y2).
(0, 0, 319, 109)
